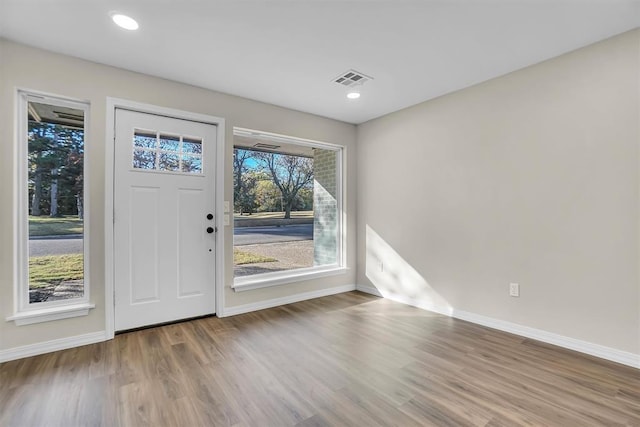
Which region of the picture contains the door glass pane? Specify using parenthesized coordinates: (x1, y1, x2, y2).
(182, 156, 202, 173)
(132, 132, 203, 174)
(159, 152, 180, 171)
(133, 149, 156, 170)
(28, 101, 85, 303)
(183, 138, 202, 154)
(159, 134, 180, 152)
(134, 131, 156, 149)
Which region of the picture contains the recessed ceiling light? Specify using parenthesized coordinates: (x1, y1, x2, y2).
(346, 86, 361, 99)
(111, 13, 139, 31)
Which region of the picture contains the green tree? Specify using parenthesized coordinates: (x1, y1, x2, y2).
(28, 122, 84, 218)
(295, 187, 313, 211)
(255, 178, 281, 212)
(254, 152, 313, 219)
(233, 149, 258, 214)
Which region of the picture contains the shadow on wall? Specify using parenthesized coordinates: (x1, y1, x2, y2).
(365, 225, 452, 316)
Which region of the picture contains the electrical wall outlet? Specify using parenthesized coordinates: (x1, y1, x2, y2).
(509, 283, 520, 297)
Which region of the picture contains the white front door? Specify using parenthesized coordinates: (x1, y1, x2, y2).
(114, 108, 217, 331)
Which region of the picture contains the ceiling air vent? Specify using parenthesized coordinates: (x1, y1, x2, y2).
(253, 142, 280, 150)
(333, 69, 373, 87)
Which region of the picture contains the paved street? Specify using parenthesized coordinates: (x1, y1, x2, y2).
(29, 224, 313, 256)
(234, 224, 313, 245)
(29, 235, 83, 257)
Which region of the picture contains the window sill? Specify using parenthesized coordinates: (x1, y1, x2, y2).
(233, 265, 348, 292)
(6, 302, 96, 326)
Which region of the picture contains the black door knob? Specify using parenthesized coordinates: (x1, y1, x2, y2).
(207, 213, 213, 220)
(207, 227, 215, 234)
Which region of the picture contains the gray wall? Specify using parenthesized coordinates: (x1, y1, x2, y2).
(0, 39, 357, 352)
(357, 29, 639, 355)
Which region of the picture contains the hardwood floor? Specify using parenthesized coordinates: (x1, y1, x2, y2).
(1, 291, 638, 426)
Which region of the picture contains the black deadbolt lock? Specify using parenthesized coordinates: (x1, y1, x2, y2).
(207, 227, 215, 234)
(207, 213, 214, 220)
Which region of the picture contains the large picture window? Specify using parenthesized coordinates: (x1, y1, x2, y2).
(9, 91, 93, 325)
(232, 129, 344, 291)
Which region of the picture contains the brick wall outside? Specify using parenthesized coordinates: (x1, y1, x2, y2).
(313, 149, 337, 265)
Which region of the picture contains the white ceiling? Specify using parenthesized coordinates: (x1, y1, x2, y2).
(1, 1, 638, 124)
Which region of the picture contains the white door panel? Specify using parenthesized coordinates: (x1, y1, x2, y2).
(129, 186, 160, 303)
(177, 188, 208, 297)
(114, 109, 216, 331)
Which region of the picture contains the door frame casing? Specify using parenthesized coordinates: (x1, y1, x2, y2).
(105, 98, 225, 339)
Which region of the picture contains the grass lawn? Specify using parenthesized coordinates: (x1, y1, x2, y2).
(234, 210, 313, 220)
(29, 215, 83, 236)
(29, 253, 83, 289)
(234, 249, 277, 265)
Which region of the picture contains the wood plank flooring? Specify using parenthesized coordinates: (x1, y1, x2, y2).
(1, 291, 638, 426)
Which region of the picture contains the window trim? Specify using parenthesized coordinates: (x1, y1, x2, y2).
(233, 265, 349, 292)
(231, 128, 346, 291)
(7, 89, 93, 325)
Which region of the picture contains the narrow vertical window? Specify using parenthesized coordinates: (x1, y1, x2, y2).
(27, 100, 86, 303)
(10, 91, 93, 324)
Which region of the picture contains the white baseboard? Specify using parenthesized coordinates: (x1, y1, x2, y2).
(5, 287, 637, 369)
(452, 309, 640, 369)
(356, 284, 453, 317)
(355, 284, 639, 369)
(355, 284, 383, 297)
(223, 284, 356, 317)
(0, 331, 108, 363)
